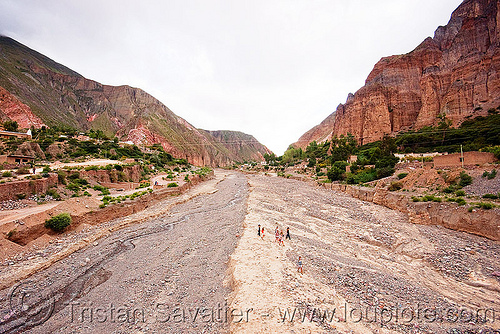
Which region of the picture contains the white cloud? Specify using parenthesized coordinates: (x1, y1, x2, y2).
(0, 0, 462, 154)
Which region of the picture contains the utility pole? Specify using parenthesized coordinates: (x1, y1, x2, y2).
(460, 145, 464, 168)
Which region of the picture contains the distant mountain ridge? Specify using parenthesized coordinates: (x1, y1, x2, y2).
(295, 0, 500, 149)
(0, 36, 271, 166)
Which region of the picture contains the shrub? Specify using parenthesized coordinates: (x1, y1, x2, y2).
(478, 202, 493, 210)
(443, 186, 455, 193)
(46, 189, 61, 200)
(6, 229, 16, 239)
(455, 190, 466, 197)
(83, 191, 91, 197)
(482, 193, 499, 199)
(68, 172, 80, 180)
(3, 120, 18, 132)
(16, 193, 26, 200)
(184, 174, 190, 182)
(327, 166, 345, 181)
(93, 185, 110, 195)
(2, 171, 12, 177)
(167, 182, 178, 188)
(85, 165, 99, 171)
(482, 169, 497, 179)
(117, 171, 127, 182)
(66, 183, 80, 192)
(459, 171, 473, 187)
(376, 167, 395, 179)
(446, 197, 466, 205)
(42, 173, 50, 178)
(42, 165, 51, 173)
(17, 166, 30, 175)
(138, 182, 150, 189)
(388, 181, 403, 191)
(421, 195, 442, 202)
(57, 171, 67, 185)
(397, 173, 408, 180)
(45, 213, 71, 232)
(74, 178, 88, 186)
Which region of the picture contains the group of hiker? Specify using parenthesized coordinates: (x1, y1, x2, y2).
(257, 224, 303, 274)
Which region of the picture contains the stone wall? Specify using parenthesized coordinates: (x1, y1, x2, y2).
(0, 174, 58, 201)
(324, 183, 500, 241)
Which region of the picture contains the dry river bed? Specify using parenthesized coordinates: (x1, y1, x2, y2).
(1, 171, 499, 334)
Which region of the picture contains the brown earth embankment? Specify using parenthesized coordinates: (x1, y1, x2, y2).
(323, 183, 500, 241)
(6, 171, 213, 246)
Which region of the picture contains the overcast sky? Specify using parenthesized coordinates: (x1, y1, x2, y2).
(1, 0, 462, 154)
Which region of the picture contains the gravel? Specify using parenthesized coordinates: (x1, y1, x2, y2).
(247, 174, 500, 334)
(0, 172, 247, 334)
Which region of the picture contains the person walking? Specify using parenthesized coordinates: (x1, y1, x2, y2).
(297, 256, 303, 274)
(258, 224, 261, 236)
(286, 227, 291, 240)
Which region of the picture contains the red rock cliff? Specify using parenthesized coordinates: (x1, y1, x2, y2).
(296, 0, 500, 148)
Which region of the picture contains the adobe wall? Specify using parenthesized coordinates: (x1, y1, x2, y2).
(434, 152, 496, 168)
(0, 174, 58, 201)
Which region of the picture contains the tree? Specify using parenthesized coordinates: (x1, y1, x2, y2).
(281, 145, 304, 164)
(329, 134, 357, 163)
(437, 113, 452, 145)
(264, 153, 278, 163)
(3, 120, 18, 132)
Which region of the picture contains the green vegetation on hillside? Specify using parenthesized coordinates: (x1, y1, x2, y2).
(266, 113, 499, 185)
(394, 112, 500, 156)
(0, 126, 189, 169)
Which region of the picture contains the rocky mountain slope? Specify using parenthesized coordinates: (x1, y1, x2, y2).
(0, 36, 271, 166)
(207, 130, 272, 162)
(296, 0, 500, 148)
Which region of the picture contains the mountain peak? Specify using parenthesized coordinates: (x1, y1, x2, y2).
(295, 0, 500, 148)
(0, 37, 271, 166)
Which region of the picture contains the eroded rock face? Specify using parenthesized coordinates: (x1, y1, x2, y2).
(14, 142, 45, 160)
(0, 86, 45, 129)
(296, 0, 500, 148)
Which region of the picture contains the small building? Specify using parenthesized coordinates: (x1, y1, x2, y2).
(433, 151, 497, 168)
(119, 141, 135, 147)
(348, 155, 358, 163)
(75, 135, 91, 141)
(0, 154, 35, 164)
(0, 129, 32, 140)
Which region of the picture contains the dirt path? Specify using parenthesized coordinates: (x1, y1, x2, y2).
(0, 202, 59, 226)
(0, 170, 247, 334)
(229, 174, 500, 333)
